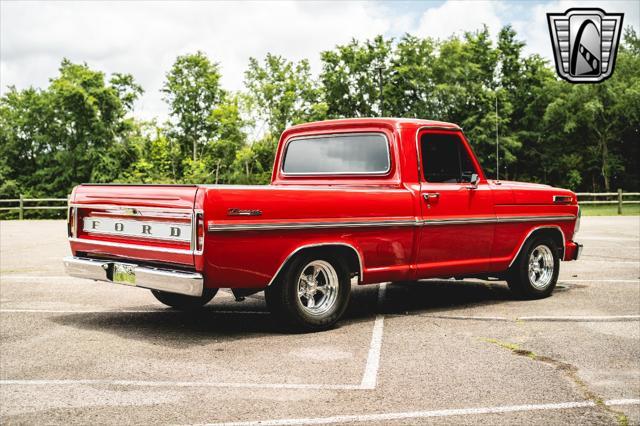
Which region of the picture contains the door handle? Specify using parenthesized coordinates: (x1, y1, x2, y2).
(423, 192, 440, 201)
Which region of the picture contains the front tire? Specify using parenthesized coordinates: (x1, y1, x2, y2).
(151, 288, 218, 311)
(507, 236, 559, 299)
(265, 254, 351, 332)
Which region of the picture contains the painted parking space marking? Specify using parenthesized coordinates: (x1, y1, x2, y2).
(559, 279, 639, 283)
(409, 314, 639, 322)
(0, 379, 362, 390)
(579, 237, 639, 241)
(0, 283, 388, 392)
(518, 315, 640, 322)
(0, 309, 270, 314)
(416, 314, 510, 321)
(199, 399, 640, 426)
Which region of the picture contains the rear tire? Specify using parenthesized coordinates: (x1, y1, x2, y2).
(507, 236, 559, 299)
(151, 288, 218, 311)
(265, 253, 351, 332)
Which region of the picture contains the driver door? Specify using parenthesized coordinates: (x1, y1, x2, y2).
(415, 129, 495, 278)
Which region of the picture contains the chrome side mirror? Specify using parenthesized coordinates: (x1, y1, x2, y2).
(466, 173, 479, 189)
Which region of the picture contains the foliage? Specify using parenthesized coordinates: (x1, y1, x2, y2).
(245, 54, 327, 137)
(162, 51, 225, 163)
(1, 26, 639, 207)
(0, 60, 142, 198)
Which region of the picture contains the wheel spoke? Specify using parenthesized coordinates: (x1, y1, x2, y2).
(306, 295, 315, 308)
(312, 266, 320, 280)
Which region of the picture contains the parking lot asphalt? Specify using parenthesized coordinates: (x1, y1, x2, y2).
(0, 216, 639, 425)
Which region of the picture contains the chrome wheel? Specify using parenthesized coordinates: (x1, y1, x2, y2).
(528, 245, 554, 289)
(296, 260, 339, 316)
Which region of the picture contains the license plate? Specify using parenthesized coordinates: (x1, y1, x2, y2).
(113, 263, 136, 286)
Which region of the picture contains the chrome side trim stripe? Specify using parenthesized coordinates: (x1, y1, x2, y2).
(422, 217, 497, 226)
(68, 238, 193, 255)
(496, 215, 575, 223)
(208, 215, 576, 232)
(208, 220, 418, 232)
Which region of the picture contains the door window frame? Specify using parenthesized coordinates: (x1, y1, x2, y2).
(416, 129, 485, 184)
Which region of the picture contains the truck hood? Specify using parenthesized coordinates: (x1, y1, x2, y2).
(489, 180, 576, 205)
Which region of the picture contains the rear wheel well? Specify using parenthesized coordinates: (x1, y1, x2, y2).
(271, 245, 362, 285)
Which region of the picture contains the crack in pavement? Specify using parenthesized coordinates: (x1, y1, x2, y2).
(482, 338, 630, 426)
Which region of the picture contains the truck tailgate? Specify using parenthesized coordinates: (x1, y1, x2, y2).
(69, 184, 199, 267)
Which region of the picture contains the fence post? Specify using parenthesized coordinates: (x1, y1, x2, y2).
(18, 194, 24, 220)
(617, 188, 623, 215)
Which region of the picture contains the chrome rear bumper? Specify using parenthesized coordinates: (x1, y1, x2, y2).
(63, 256, 203, 297)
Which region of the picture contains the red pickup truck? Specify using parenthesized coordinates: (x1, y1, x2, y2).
(64, 118, 582, 330)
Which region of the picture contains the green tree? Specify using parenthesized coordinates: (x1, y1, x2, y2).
(182, 94, 248, 184)
(0, 59, 142, 198)
(162, 51, 224, 162)
(245, 54, 326, 137)
(320, 35, 392, 118)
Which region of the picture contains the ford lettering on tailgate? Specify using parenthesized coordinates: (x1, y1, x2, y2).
(83, 217, 191, 242)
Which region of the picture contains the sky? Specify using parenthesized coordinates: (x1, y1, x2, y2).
(1, 0, 638, 121)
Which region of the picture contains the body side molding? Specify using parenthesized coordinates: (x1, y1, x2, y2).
(208, 215, 576, 232)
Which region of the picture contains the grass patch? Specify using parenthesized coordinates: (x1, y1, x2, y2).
(580, 204, 640, 216)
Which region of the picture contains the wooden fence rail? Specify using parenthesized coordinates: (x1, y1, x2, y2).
(0, 195, 68, 220)
(576, 189, 640, 215)
(0, 189, 639, 219)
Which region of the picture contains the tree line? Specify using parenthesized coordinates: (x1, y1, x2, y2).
(1, 25, 638, 205)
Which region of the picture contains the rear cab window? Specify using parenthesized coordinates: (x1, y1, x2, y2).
(282, 133, 390, 175)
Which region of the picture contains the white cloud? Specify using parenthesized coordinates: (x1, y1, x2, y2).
(0, 1, 394, 120)
(414, 1, 504, 40)
(1, 1, 638, 122)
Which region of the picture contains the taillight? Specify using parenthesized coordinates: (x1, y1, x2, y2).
(196, 212, 204, 252)
(67, 206, 76, 238)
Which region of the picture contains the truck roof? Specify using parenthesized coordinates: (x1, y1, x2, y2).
(287, 117, 460, 132)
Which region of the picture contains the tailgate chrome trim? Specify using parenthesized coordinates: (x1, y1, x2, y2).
(63, 256, 203, 297)
(70, 203, 194, 214)
(68, 238, 193, 255)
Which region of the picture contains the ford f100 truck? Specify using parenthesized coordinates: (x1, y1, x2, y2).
(64, 118, 582, 331)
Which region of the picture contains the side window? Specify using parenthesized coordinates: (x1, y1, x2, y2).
(421, 133, 476, 183)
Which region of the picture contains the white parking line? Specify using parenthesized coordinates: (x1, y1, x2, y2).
(560, 279, 639, 283)
(1, 275, 71, 280)
(0, 379, 361, 390)
(412, 314, 640, 323)
(419, 315, 509, 321)
(0, 284, 388, 392)
(518, 315, 640, 322)
(0, 309, 270, 314)
(199, 399, 640, 426)
(360, 283, 386, 389)
(579, 237, 639, 242)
